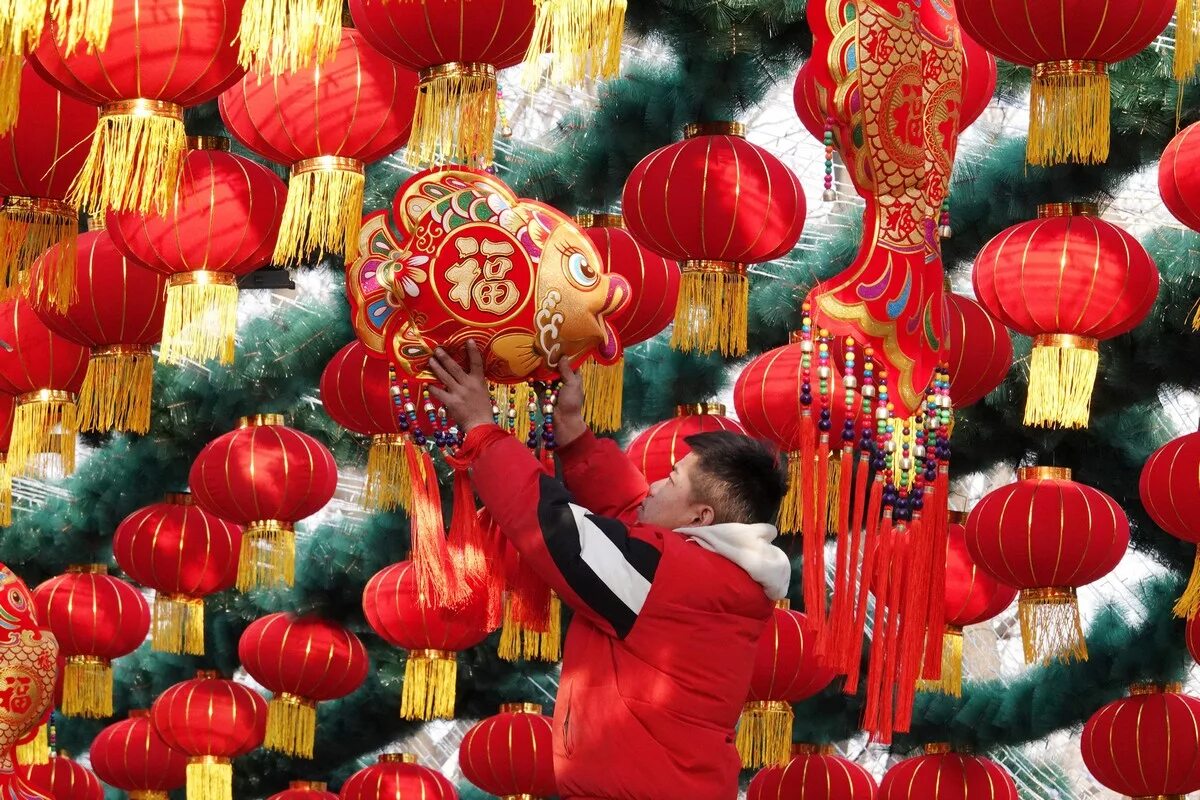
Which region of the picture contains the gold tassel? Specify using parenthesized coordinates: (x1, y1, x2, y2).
(1018, 587, 1087, 665)
(734, 700, 793, 768)
(264, 693, 317, 759)
(400, 650, 457, 720)
(235, 521, 296, 592)
(1027, 60, 1109, 166)
(25, 235, 77, 314)
(62, 655, 112, 718)
(0, 198, 78, 295)
(1178, 0, 1200, 81)
(0, 55, 20, 135)
(69, 100, 186, 216)
(1023, 334, 1099, 429)
(49, 0, 114, 55)
(9, 391, 77, 480)
(273, 158, 364, 267)
(0, 456, 12, 527)
(236, 0, 342, 76)
(0, 0, 46, 60)
(778, 451, 804, 535)
(670, 262, 748, 356)
(498, 592, 562, 662)
(520, 0, 626, 88)
(160, 272, 239, 366)
(916, 627, 964, 698)
(489, 382, 534, 443)
(1173, 548, 1200, 619)
(407, 64, 498, 167)
(14, 723, 47, 765)
(77, 345, 154, 434)
(364, 434, 411, 511)
(1191, 297, 1200, 332)
(152, 593, 205, 655)
(130, 793, 170, 800)
(825, 452, 841, 532)
(186, 757, 232, 800)
(580, 357, 622, 433)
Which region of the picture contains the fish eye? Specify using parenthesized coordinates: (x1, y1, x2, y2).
(8, 589, 24, 609)
(567, 252, 598, 288)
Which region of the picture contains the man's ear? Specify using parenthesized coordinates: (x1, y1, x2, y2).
(694, 505, 715, 527)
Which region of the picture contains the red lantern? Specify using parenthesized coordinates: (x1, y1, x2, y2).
(1188, 612, 1200, 665)
(89, 710, 188, 800)
(972, 203, 1158, 428)
(1082, 682, 1200, 798)
(107, 137, 286, 366)
(268, 781, 338, 800)
(1140, 431, 1200, 618)
(879, 745, 1017, 800)
(112, 493, 241, 655)
(149, 670, 267, 800)
(28, 0, 246, 215)
(347, 0, 534, 166)
(19, 753, 103, 800)
(747, 744, 877, 800)
(339, 754, 457, 800)
(956, 0, 1172, 165)
(188, 415, 338, 591)
(32, 564, 150, 718)
(362, 561, 490, 720)
(625, 404, 747, 485)
(965, 466, 1128, 664)
(30, 227, 166, 434)
(219, 27, 416, 267)
(459, 703, 555, 799)
(944, 292, 1012, 409)
(237, 613, 368, 759)
(737, 602, 836, 768)
(623, 123, 805, 356)
(1159, 123, 1200, 329)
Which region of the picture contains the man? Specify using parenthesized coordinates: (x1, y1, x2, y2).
(431, 342, 791, 800)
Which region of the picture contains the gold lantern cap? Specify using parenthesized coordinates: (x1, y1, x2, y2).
(380, 753, 417, 764)
(675, 403, 726, 417)
(500, 702, 543, 714)
(684, 121, 746, 139)
(1036, 202, 1099, 218)
(1017, 466, 1072, 482)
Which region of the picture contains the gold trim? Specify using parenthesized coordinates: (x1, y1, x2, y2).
(924, 743, 952, 755)
(409, 648, 454, 661)
(92, 343, 153, 358)
(1018, 466, 1072, 482)
(1033, 60, 1107, 79)
(380, 753, 418, 764)
(186, 136, 230, 152)
(128, 709, 150, 719)
(66, 564, 107, 575)
(17, 389, 74, 405)
(774, 599, 790, 610)
(194, 669, 220, 679)
(370, 433, 406, 447)
(575, 213, 624, 229)
(1130, 682, 1182, 696)
(684, 121, 747, 139)
(164, 492, 193, 506)
(947, 510, 967, 525)
(100, 99, 183, 120)
(158, 592, 202, 606)
(276, 691, 316, 708)
(792, 743, 835, 755)
(168, 271, 237, 289)
(1020, 586, 1077, 603)
(742, 700, 790, 713)
(238, 414, 285, 428)
(1036, 202, 1099, 218)
(0, 196, 76, 218)
(291, 156, 364, 177)
(1032, 333, 1098, 352)
(500, 702, 543, 714)
(289, 782, 327, 792)
(66, 654, 110, 666)
(419, 62, 496, 82)
(188, 755, 230, 766)
(86, 216, 107, 232)
(680, 259, 748, 276)
(675, 403, 726, 417)
(246, 519, 295, 534)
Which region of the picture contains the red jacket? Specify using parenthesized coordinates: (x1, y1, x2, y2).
(462, 425, 779, 800)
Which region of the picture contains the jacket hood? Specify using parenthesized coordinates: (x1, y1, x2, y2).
(675, 522, 791, 600)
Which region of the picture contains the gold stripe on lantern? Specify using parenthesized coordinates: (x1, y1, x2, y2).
(274, 156, 365, 267)
(160, 271, 239, 366)
(401, 648, 458, 721)
(265, 692, 317, 758)
(407, 63, 498, 168)
(520, 0, 625, 88)
(1027, 60, 1109, 166)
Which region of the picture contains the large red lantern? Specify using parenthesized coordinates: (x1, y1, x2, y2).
(269, 781, 337, 800)
(747, 744, 878, 800)
(219, 27, 416, 267)
(188, 415, 338, 591)
(28, 0, 247, 216)
(956, 0, 1172, 165)
(459, 703, 555, 799)
(944, 292, 1012, 409)
(237, 613, 368, 759)
(879, 745, 1018, 800)
(32, 565, 150, 718)
(1082, 682, 1200, 798)
(1140, 431, 1200, 618)
(965, 466, 1128, 665)
(340, 754, 457, 800)
(112, 493, 241, 655)
(19, 752, 103, 800)
(623, 123, 805, 356)
(107, 137, 286, 366)
(362, 561, 490, 720)
(625, 404, 747, 485)
(150, 671, 267, 800)
(972, 203, 1159, 429)
(89, 710, 188, 800)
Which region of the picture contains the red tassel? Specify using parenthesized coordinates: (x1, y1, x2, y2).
(922, 465, 952, 677)
(844, 474, 884, 688)
(510, 548, 552, 631)
(819, 447, 857, 659)
(799, 411, 817, 541)
(477, 510, 506, 631)
(404, 443, 460, 608)
(804, 433, 831, 631)
(860, 512, 895, 725)
(449, 468, 487, 586)
(895, 517, 931, 733)
(873, 525, 907, 744)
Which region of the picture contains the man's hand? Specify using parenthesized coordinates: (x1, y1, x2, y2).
(555, 358, 588, 448)
(428, 342, 494, 433)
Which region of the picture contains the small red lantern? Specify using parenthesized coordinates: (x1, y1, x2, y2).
(747, 744, 877, 800)
(879, 745, 1017, 800)
(1140, 431, 1200, 618)
(944, 292, 1012, 409)
(965, 466, 1128, 664)
(112, 493, 241, 655)
(625, 404, 747, 485)
(90, 710, 188, 800)
(150, 670, 267, 800)
(1158, 122, 1200, 329)
(237, 613, 368, 759)
(32, 564, 150, 718)
(268, 781, 337, 800)
(188, 414, 338, 591)
(19, 752, 103, 800)
(623, 123, 805, 356)
(339, 754, 457, 800)
(459, 703, 555, 799)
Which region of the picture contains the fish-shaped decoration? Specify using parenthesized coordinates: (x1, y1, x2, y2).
(0, 563, 58, 784)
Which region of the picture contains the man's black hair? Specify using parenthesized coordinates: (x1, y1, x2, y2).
(683, 431, 787, 525)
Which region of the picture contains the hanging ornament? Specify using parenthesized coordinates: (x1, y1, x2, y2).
(498, 539, 561, 665)
(879, 744, 1018, 800)
(236, 0, 341, 76)
(520, 0, 624, 87)
(19, 752, 103, 800)
(972, 203, 1159, 429)
(625, 404, 747, 485)
(189, 415, 338, 591)
(269, 782, 337, 800)
(622, 123, 805, 357)
(747, 744, 877, 800)
(1140, 430, 1200, 618)
(944, 292, 1012, 410)
(1158, 122, 1200, 328)
(459, 703, 555, 799)
(0, 396, 15, 526)
(112, 493, 241, 655)
(339, 754, 457, 800)
(90, 710, 188, 800)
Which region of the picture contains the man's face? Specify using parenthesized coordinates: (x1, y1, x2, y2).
(637, 453, 714, 529)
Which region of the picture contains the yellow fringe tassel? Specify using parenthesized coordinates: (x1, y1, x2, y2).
(152, 594, 205, 655)
(14, 723, 47, 765)
(9, 394, 77, 480)
(0, 200, 78, 296)
(69, 106, 186, 216)
(490, 382, 534, 443)
(580, 357, 622, 433)
(364, 435, 411, 512)
(0, 0, 46, 59)
(1027, 63, 1110, 166)
(400, 651, 457, 720)
(235, 522, 296, 592)
(1018, 588, 1087, 665)
(520, 0, 626, 88)
(916, 627, 964, 698)
(0, 457, 12, 527)
(62, 656, 112, 718)
(0, 56, 19, 135)
(186, 759, 232, 800)
(1178, 0, 1200, 81)
(498, 593, 562, 662)
(778, 452, 804, 535)
(237, 0, 342, 76)
(25, 238, 77, 315)
(406, 65, 498, 167)
(825, 453, 841, 532)
(1173, 549, 1200, 619)
(160, 274, 239, 366)
(1191, 297, 1200, 332)
(1023, 339, 1099, 430)
(130, 792, 170, 800)
(264, 694, 317, 759)
(273, 161, 364, 267)
(77, 347, 154, 434)
(49, 0, 113, 55)
(669, 266, 748, 356)
(734, 700, 794, 768)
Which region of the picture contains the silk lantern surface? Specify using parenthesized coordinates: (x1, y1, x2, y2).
(19, 754, 103, 800)
(625, 405, 747, 485)
(459, 703, 555, 799)
(89, 711, 188, 799)
(878, 748, 1018, 800)
(339, 754, 457, 800)
(1140, 431, 1200, 618)
(747, 746, 878, 800)
(268, 782, 338, 800)
(944, 292, 1012, 409)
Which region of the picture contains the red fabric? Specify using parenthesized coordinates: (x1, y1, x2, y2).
(625, 412, 746, 485)
(459, 707, 556, 797)
(1161, 122, 1200, 231)
(19, 756, 103, 800)
(957, 0, 1172, 67)
(113, 495, 241, 596)
(30, 230, 166, 349)
(268, 784, 339, 800)
(319, 341, 411, 437)
(747, 750, 877, 800)
(188, 420, 338, 525)
(942, 523, 1016, 627)
(879, 752, 1017, 800)
(1082, 688, 1200, 795)
(0, 65, 94, 199)
(0, 299, 89, 396)
(150, 675, 266, 758)
(1189, 613, 1200, 665)
(362, 561, 490, 651)
(958, 33, 996, 131)
(28, 0, 245, 106)
(89, 712, 187, 792)
(347, 0, 535, 72)
(580, 225, 679, 347)
(238, 613, 368, 701)
(733, 343, 858, 449)
(944, 292, 1012, 409)
(965, 472, 1128, 589)
(107, 148, 285, 279)
(623, 134, 805, 263)
(972, 212, 1159, 340)
(339, 758, 457, 800)
(792, 62, 826, 145)
(1140, 430, 1200, 543)
(747, 607, 835, 703)
(32, 571, 149, 660)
